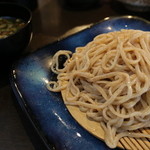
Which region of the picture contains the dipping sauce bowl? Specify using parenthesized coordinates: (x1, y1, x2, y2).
(0, 2, 32, 64)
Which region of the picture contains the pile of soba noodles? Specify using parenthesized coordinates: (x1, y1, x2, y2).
(47, 29, 150, 148)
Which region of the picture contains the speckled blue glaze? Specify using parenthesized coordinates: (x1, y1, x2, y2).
(10, 16, 150, 150)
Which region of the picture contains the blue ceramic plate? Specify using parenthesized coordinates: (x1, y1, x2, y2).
(10, 16, 150, 150)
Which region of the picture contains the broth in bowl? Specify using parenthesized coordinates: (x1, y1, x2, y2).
(0, 17, 25, 39)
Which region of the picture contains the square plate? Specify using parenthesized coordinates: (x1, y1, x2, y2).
(10, 16, 150, 150)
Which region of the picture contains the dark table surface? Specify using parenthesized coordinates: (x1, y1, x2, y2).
(0, 0, 150, 150)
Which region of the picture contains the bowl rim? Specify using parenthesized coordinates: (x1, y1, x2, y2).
(0, 2, 32, 40)
(117, 0, 150, 7)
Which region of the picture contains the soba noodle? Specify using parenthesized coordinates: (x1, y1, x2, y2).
(47, 29, 150, 148)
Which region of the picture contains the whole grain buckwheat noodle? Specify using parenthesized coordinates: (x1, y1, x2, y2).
(47, 29, 150, 148)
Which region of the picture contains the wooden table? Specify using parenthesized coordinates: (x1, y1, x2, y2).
(0, 0, 149, 150)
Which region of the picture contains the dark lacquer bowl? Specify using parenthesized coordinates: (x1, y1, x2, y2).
(0, 2, 32, 64)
